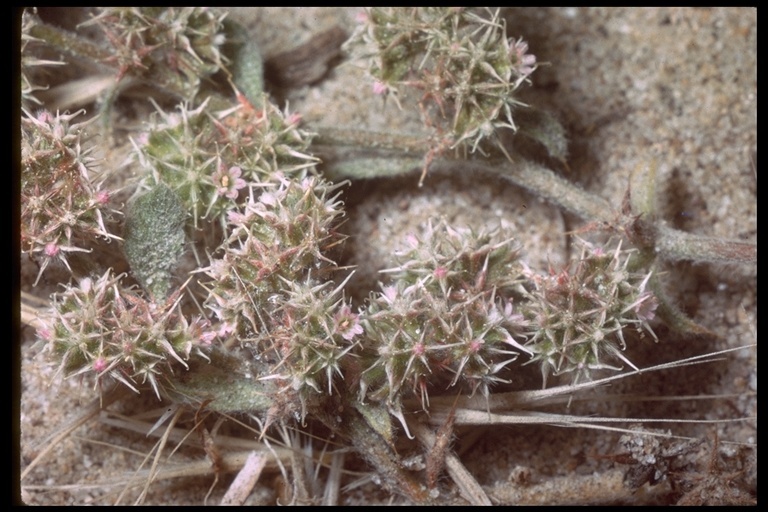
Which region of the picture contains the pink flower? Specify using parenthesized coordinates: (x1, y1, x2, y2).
(44, 243, 60, 257)
(633, 291, 658, 322)
(509, 38, 537, 79)
(36, 110, 53, 124)
(468, 339, 484, 354)
(93, 357, 109, 373)
(227, 210, 247, 225)
(216, 321, 236, 339)
(372, 80, 389, 95)
(199, 331, 217, 344)
(95, 190, 111, 206)
(287, 112, 302, 126)
(187, 317, 216, 345)
(213, 164, 247, 200)
(37, 325, 53, 341)
(490, 299, 524, 325)
(381, 285, 398, 304)
(134, 132, 150, 146)
(334, 305, 364, 341)
(258, 190, 279, 207)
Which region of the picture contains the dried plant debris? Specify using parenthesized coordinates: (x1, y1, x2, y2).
(610, 426, 756, 505)
(673, 431, 756, 506)
(615, 424, 703, 489)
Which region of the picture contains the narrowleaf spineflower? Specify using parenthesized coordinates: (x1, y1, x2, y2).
(509, 37, 537, 84)
(21, 108, 119, 285)
(202, 175, 347, 341)
(81, 7, 227, 99)
(36, 270, 213, 399)
(346, 7, 538, 161)
(259, 275, 361, 421)
(131, 94, 318, 227)
(359, 221, 529, 433)
(522, 239, 659, 387)
(334, 304, 364, 341)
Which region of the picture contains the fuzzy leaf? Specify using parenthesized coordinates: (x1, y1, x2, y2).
(165, 347, 276, 413)
(514, 108, 569, 164)
(628, 160, 658, 219)
(355, 400, 396, 448)
(123, 183, 187, 299)
(222, 19, 264, 106)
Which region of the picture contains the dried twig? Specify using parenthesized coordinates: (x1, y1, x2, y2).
(411, 421, 492, 505)
(220, 451, 268, 505)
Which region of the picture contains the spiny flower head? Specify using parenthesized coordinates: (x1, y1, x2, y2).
(202, 174, 347, 341)
(346, 7, 537, 156)
(260, 275, 361, 421)
(359, 221, 529, 428)
(131, 95, 318, 227)
(81, 7, 226, 97)
(213, 95, 318, 179)
(384, 219, 526, 295)
(21, 108, 119, 285)
(37, 270, 213, 399)
(522, 239, 659, 387)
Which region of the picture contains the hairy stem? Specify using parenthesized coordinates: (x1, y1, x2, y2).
(316, 129, 755, 265)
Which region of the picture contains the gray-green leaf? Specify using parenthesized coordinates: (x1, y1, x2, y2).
(123, 183, 187, 300)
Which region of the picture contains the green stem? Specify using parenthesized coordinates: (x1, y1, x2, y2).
(470, 157, 613, 222)
(655, 225, 756, 264)
(28, 20, 114, 66)
(314, 126, 430, 154)
(315, 128, 755, 265)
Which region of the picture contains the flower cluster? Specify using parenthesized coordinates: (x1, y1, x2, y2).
(522, 239, 659, 387)
(346, 7, 537, 156)
(383, 220, 526, 295)
(199, 174, 350, 422)
(131, 94, 317, 227)
(27, 8, 669, 456)
(21, 109, 118, 286)
(261, 277, 362, 419)
(359, 221, 529, 426)
(202, 174, 347, 342)
(81, 7, 227, 99)
(37, 270, 213, 399)
(211, 96, 317, 180)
